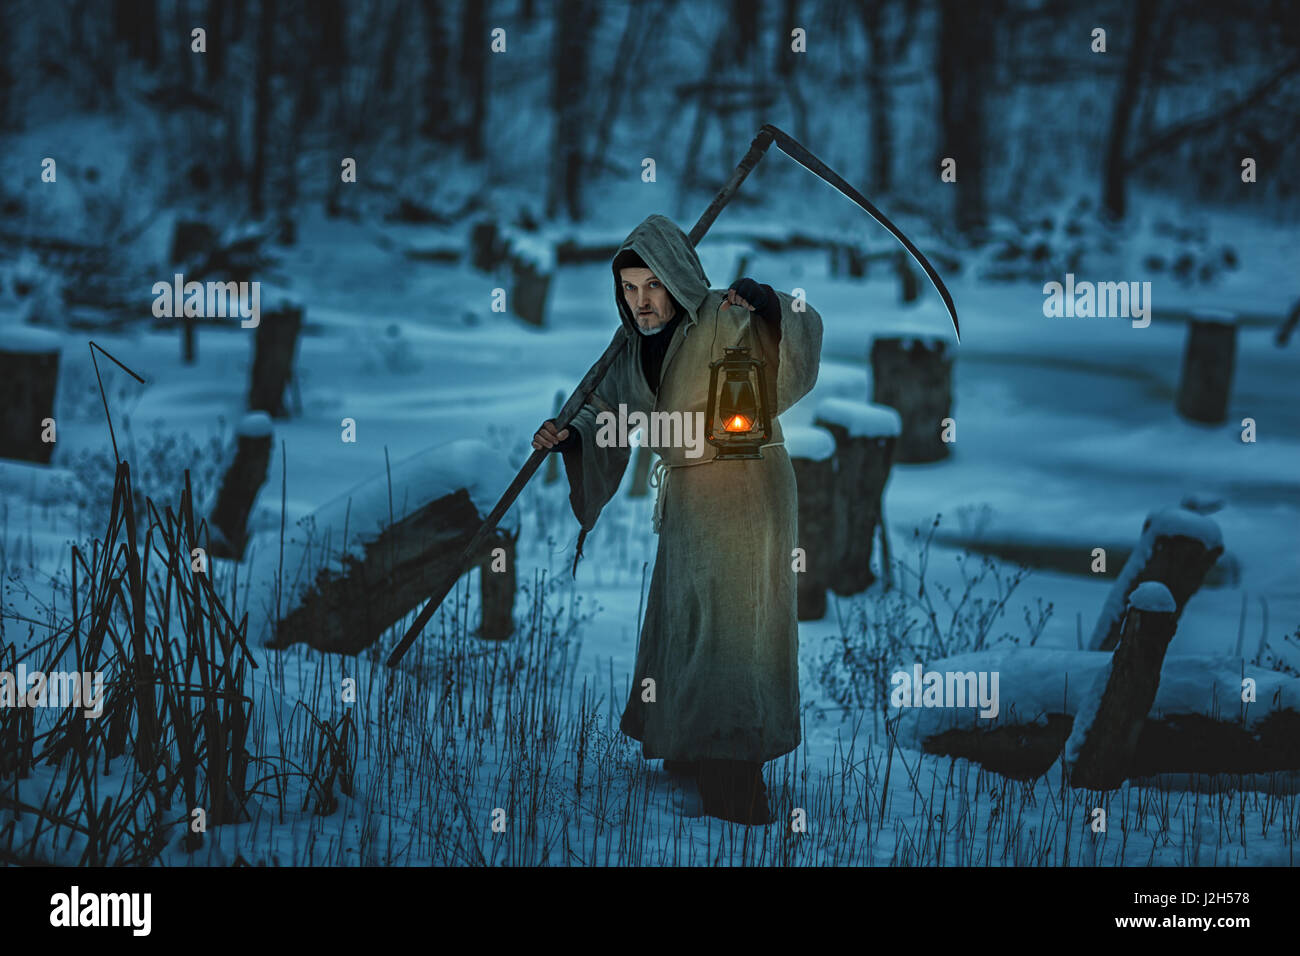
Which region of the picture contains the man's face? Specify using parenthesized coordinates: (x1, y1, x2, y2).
(620, 267, 676, 333)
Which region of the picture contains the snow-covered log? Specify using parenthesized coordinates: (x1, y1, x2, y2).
(247, 301, 303, 418)
(786, 425, 837, 620)
(1066, 582, 1178, 789)
(893, 646, 1300, 781)
(0, 326, 61, 464)
(1176, 310, 1237, 424)
(208, 412, 273, 560)
(1089, 506, 1223, 651)
(259, 440, 520, 655)
(869, 335, 954, 463)
(812, 398, 900, 595)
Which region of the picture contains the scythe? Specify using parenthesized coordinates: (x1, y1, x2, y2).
(386, 124, 959, 667)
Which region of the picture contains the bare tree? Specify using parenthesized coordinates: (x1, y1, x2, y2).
(250, 0, 274, 218)
(459, 0, 489, 160)
(420, 0, 454, 141)
(937, 0, 998, 233)
(1101, 0, 1157, 220)
(549, 0, 600, 220)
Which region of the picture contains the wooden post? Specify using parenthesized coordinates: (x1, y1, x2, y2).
(870, 335, 954, 463)
(1088, 507, 1223, 652)
(208, 412, 273, 560)
(469, 220, 502, 272)
(812, 398, 901, 596)
(1176, 309, 1237, 424)
(785, 425, 837, 620)
(895, 252, 919, 303)
(0, 328, 60, 464)
(479, 532, 517, 641)
(170, 220, 218, 366)
(509, 256, 552, 327)
(247, 301, 303, 418)
(1067, 582, 1178, 789)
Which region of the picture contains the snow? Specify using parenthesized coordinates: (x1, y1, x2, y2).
(1130, 580, 1176, 612)
(813, 396, 902, 438)
(501, 230, 556, 274)
(236, 411, 273, 438)
(1188, 308, 1238, 325)
(1087, 507, 1223, 650)
(0, 323, 63, 354)
(782, 424, 835, 461)
(1146, 506, 1224, 550)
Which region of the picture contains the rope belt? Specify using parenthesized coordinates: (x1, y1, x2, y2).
(647, 441, 785, 534)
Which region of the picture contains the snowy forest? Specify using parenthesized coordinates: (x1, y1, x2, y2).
(0, 0, 1298, 869)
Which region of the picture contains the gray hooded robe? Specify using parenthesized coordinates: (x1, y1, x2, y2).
(562, 214, 824, 763)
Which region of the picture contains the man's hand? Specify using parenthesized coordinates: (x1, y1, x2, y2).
(724, 277, 779, 321)
(532, 419, 571, 452)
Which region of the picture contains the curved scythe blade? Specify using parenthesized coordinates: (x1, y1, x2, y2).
(762, 124, 961, 342)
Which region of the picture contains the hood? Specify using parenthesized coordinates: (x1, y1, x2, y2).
(611, 214, 713, 335)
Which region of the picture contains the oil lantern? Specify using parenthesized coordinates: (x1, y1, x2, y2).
(705, 346, 772, 460)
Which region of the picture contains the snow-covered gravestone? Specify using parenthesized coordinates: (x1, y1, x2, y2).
(1175, 309, 1236, 425)
(1088, 506, 1224, 652)
(505, 233, 555, 327)
(1066, 582, 1178, 790)
(785, 424, 837, 620)
(208, 412, 273, 560)
(0, 325, 61, 464)
(869, 334, 954, 463)
(259, 439, 519, 654)
(812, 398, 902, 595)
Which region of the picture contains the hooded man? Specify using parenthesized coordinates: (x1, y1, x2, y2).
(532, 213, 823, 825)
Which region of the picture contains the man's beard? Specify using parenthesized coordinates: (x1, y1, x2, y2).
(635, 304, 677, 335)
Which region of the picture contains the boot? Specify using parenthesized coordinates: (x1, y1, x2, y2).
(698, 759, 772, 826)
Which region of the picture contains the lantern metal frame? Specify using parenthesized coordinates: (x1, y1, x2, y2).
(705, 346, 772, 460)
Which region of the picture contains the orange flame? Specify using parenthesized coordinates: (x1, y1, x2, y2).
(724, 414, 752, 433)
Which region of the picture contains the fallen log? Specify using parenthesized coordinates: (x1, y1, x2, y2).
(892, 646, 1300, 782)
(785, 424, 837, 621)
(257, 440, 519, 655)
(812, 397, 900, 595)
(1089, 506, 1223, 651)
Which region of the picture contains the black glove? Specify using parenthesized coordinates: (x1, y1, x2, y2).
(727, 277, 781, 323)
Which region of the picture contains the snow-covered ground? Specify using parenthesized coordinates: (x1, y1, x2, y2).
(2, 113, 1299, 865)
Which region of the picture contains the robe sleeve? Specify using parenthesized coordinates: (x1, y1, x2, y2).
(750, 288, 823, 417)
(558, 330, 633, 569)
